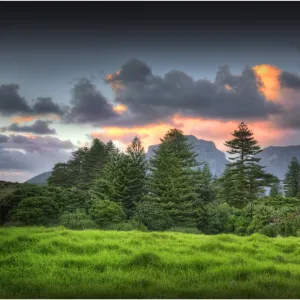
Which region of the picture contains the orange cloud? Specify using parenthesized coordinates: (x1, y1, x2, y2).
(113, 104, 128, 114)
(91, 114, 292, 153)
(224, 84, 233, 91)
(252, 64, 281, 101)
(10, 114, 61, 124)
(106, 69, 125, 92)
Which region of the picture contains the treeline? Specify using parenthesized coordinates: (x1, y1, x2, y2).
(1, 122, 300, 237)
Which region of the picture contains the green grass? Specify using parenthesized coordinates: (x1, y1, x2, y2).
(1, 227, 300, 298)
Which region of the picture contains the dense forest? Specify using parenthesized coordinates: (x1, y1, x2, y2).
(1, 122, 300, 237)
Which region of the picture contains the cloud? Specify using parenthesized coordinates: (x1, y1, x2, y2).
(1, 120, 57, 135)
(64, 78, 118, 124)
(0, 84, 31, 116)
(279, 71, 300, 89)
(0, 134, 74, 152)
(103, 59, 283, 127)
(0, 134, 75, 181)
(0, 84, 64, 118)
(31, 97, 65, 116)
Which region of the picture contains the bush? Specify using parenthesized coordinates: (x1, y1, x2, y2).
(89, 200, 126, 227)
(59, 210, 98, 230)
(198, 202, 235, 234)
(260, 223, 278, 237)
(247, 204, 276, 234)
(133, 201, 174, 231)
(0, 185, 46, 225)
(12, 196, 59, 226)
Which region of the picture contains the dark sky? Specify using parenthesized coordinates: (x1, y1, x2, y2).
(1, 1, 300, 182)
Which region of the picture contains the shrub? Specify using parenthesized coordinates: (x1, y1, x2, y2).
(0, 184, 46, 225)
(167, 227, 201, 234)
(133, 201, 173, 231)
(89, 200, 126, 227)
(12, 196, 59, 226)
(197, 202, 235, 234)
(260, 223, 278, 237)
(247, 204, 276, 234)
(59, 210, 98, 230)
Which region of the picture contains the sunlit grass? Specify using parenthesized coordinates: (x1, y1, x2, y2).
(1, 227, 300, 298)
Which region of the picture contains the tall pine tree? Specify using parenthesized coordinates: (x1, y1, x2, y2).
(147, 129, 201, 227)
(284, 157, 300, 198)
(223, 122, 275, 207)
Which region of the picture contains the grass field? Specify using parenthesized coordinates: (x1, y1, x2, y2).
(1, 227, 300, 298)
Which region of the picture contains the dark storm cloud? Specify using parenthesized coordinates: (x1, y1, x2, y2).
(104, 59, 283, 127)
(64, 78, 118, 124)
(31, 97, 65, 116)
(0, 134, 75, 173)
(0, 84, 64, 117)
(279, 71, 300, 89)
(0, 84, 31, 116)
(1, 120, 57, 135)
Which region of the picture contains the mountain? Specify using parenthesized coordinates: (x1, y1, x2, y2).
(258, 146, 300, 180)
(26, 171, 52, 186)
(146, 135, 228, 177)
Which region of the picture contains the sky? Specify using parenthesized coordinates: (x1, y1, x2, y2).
(1, 1, 300, 182)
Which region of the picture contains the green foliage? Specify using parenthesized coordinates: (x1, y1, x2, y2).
(47, 163, 71, 188)
(147, 128, 201, 227)
(197, 202, 235, 234)
(284, 157, 300, 197)
(133, 200, 174, 231)
(12, 196, 59, 226)
(196, 162, 216, 203)
(121, 137, 148, 217)
(270, 178, 283, 196)
(222, 122, 275, 207)
(59, 210, 98, 230)
(89, 200, 126, 227)
(0, 184, 46, 225)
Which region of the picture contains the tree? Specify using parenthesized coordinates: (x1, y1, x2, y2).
(196, 162, 216, 203)
(223, 122, 275, 207)
(284, 157, 300, 197)
(81, 139, 109, 189)
(68, 147, 89, 188)
(121, 137, 148, 217)
(89, 148, 126, 203)
(270, 178, 283, 197)
(147, 128, 201, 227)
(89, 200, 126, 227)
(47, 163, 71, 188)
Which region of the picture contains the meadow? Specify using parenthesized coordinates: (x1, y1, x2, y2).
(1, 227, 300, 298)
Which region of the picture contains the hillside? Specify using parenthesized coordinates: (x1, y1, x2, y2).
(1, 227, 300, 298)
(258, 145, 300, 180)
(25, 171, 51, 186)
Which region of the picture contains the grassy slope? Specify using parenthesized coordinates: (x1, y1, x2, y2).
(1, 227, 300, 298)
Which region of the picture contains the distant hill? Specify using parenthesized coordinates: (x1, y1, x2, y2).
(26, 171, 52, 186)
(258, 145, 300, 180)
